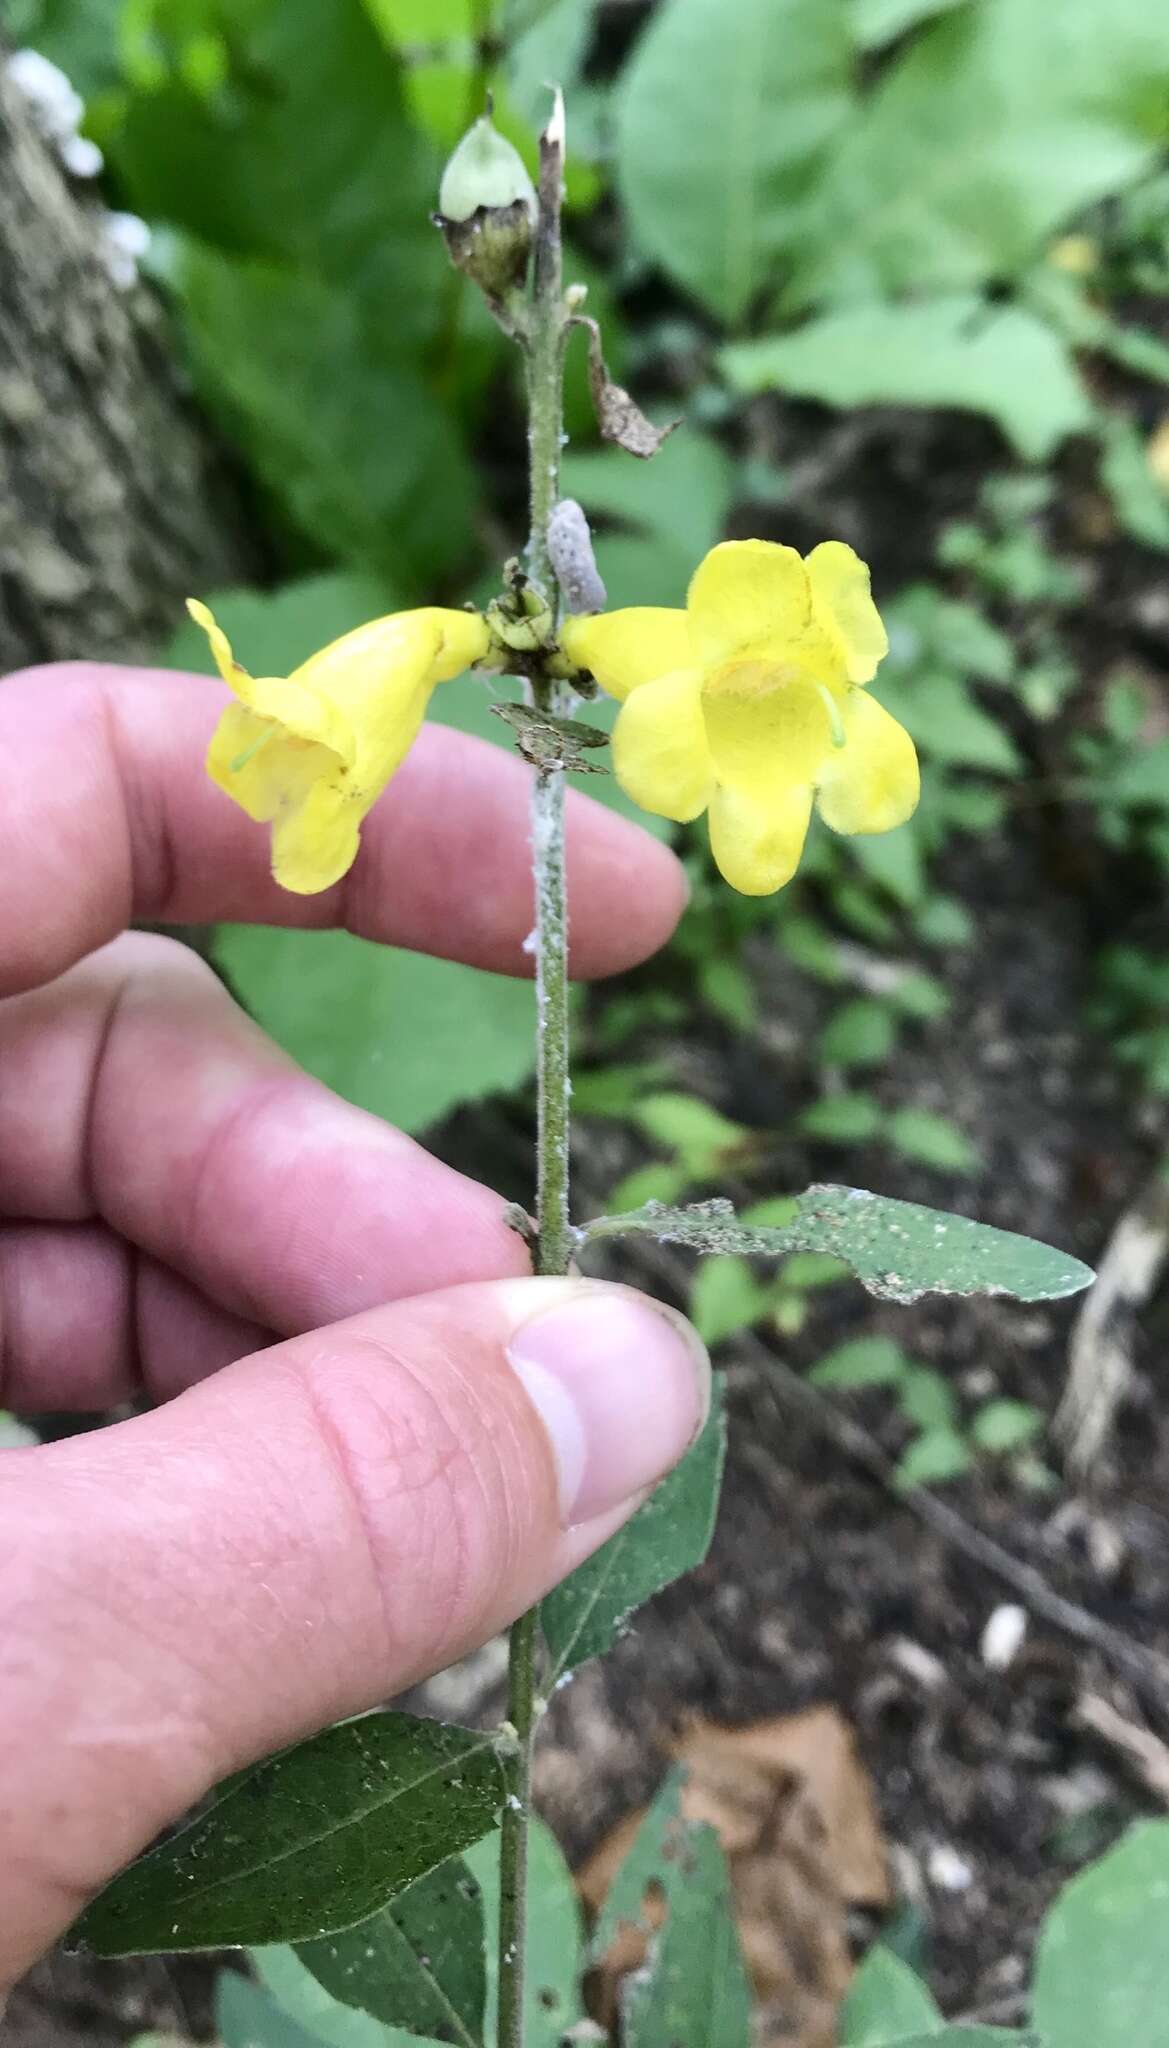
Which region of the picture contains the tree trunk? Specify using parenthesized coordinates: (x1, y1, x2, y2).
(0, 57, 255, 673)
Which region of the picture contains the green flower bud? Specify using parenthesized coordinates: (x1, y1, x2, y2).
(439, 113, 536, 225)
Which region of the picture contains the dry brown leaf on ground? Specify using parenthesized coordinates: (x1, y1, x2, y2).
(578, 1707, 889, 2048)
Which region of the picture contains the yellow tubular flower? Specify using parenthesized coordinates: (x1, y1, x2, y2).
(561, 539, 918, 895)
(190, 600, 491, 893)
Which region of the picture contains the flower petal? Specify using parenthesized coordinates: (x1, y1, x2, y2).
(687, 541, 810, 666)
(270, 782, 362, 895)
(612, 669, 713, 822)
(560, 609, 692, 701)
(815, 689, 920, 835)
(806, 542, 888, 684)
(707, 781, 813, 895)
(188, 599, 357, 764)
(206, 706, 341, 824)
(702, 662, 833, 795)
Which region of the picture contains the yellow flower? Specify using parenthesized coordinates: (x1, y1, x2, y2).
(190, 600, 490, 893)
(560, 539, 919, 895)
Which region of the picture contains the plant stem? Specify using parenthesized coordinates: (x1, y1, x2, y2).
(497, 91, 569, 2048)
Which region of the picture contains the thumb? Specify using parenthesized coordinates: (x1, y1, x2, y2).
(0, 1277, 708, 1986)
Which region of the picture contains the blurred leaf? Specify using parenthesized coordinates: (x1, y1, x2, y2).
(810, 1336, 910, 1390)
(7, 0, 126, 97)
(616, 0, 855, 323)
(885, 2035, 1037, 2047)
(175, 244, 474, 584)
(217, 1971, 334, 2048)
(586, 1186, 1095, 1303)
(819, 998, 897, 1069)
(894, 1427, 972, 1488)
(464, 1820, 583, 2048)
(877, 672, 1021, 774)
(786, 0, 1169, 304)
(74, 1714, 503, 1954)
(841, 1943, 943, 2044)
(849, 0, 969, 51)
(699, 956, 759, 1031)
(296, 1861, 484, 2044)
(846, 821, 927, 909)
(723, 299, 1092, 460)
(1099, 415, 1169, 550)
(899, 1365, 959, 1431)
(561, 429, 734, 567)
(888, 971, 952, 1021)
(1032, 1821, 1169, 2048)
(215, 927, 535, 1135)
(634, 1093, 748, 1159)
(970, 1398, 1043, 1454)
(691, 1256, 776, 1345)
(889, 1107, 981, 1174)
(541, 1377, 727, 1675)
(254, 1944, 424, 2048)
(799, 1093, 883, 1143)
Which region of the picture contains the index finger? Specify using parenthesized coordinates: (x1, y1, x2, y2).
(0, 662, 688, 996)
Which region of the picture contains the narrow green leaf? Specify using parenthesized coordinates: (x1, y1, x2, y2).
(841, 1943, 943, 2045)
(591, 1774, 751, 2048)
(583, 1187, 1094, 1304)
(73, 1714, 503, 1955)
(1032, 1820, 1169, 2048)
(464, 1820, 583, 2048)
(296, 1860, 485, 2045)
(541, 1378, 727, 1676)
(217, 1970, 335, 2048)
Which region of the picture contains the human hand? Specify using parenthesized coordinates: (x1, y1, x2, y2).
(0, 660, 710, 1992)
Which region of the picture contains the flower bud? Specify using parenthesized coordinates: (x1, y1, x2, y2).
(439, 113, 536, 224)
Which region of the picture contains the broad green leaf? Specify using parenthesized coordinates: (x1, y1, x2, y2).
(541, 1377, 727, 1676)
(296, 1860, 485, 2046)
(166, 572, 406, 673)
(175, 245, 474, 584)
(215, 927, 535, 1135)
(217, 1970, 334, 2048)
(894, 1427, 972, 1488)
(722, 299, 1092, 461)
(810, 1336, 910, 1390)
(464, 1820, 583, 2048)
(254, 1945, 426, 2048)
(819, 999, 898, 1070)
(616, 0, 855, 322)
(1032, 1820, 1169, 2048)
(888, 1108, 981, 1176)
(970, 1399, 1042, 1454)
(591, 1774, 751, 2048)
(584, 1186, 1095, 1304)
(73, 1713, 503, 1954)
(841, 1943, 942, 2044)
(785, 0, 1169, 304)
(633, 1093, 748, 1159)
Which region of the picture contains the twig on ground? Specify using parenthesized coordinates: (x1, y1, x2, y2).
(1056, 1162, 1169, 1479)
(1074, 1690, 1169, 1803)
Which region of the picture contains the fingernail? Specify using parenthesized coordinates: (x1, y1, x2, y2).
(507, 1287, 711, 1526)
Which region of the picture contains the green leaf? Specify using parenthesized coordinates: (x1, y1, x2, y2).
(73, 1714, 503, 1955)
(819, 999, 898, 1070)
(296, 1861, 485, 2045)
(889, 971, 952, 1021)
(899, 1366, 959, 1432)
(633, 1093, 748, 1160)
(894, 1427, 972, 1488)
(849, 0, 970, 51)
(691, 1256, 776, 1345)
(1032, 1820, 1169, 2048)
(174, 244, 474, 584)
(541, 1377, 727, 1675)
(881, 2035, 1039, 2048)
(809, 1336, 910, 1390)
(888, 1108, 982, 1175)
(591, 1774, 751, 2048)
(722, 299, 1092, 461)
(798, 1093, 883, 1143)
(841, 1944, 943, 2045)
(915, 898, 974, 950)
(786, 0, 1169, 304)
(876, 673, 1021, 775)
(584, 1186, 1095, 1303)
(616, 0, 855, 323)
(254, 1944, 426, 2048)
(1099, 416, 1169, 550)
(560, 430, 734, 568)
(970, 1399, 1043, 1454)
(464, 1820, 583, 2048)
(217, 1970, 335, 2048)
(215, 927, 535, 1135)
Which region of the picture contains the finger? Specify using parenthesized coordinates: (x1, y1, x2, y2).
(0, 1223, 269, 1412)
(0, 662, 687, 998)
(0, 934, 532, 1367)
(0, 1278, 710, 1985)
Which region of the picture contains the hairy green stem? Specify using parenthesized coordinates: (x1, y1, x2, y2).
(497, 93, 569, 2048)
